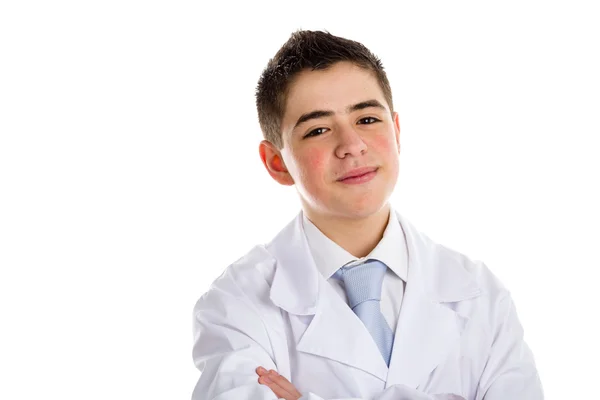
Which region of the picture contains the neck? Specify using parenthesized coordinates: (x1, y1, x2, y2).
(304, 203, 391, 258)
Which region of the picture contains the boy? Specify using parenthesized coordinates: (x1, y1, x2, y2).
(191, 30, 543, 400)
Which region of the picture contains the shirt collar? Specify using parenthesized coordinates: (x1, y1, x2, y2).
(301, 204, 408, 282)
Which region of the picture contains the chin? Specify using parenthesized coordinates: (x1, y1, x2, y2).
(333, 197, 389, 220)
(304, 183, 392, 219)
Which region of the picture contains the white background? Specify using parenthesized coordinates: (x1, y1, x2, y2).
(1, 1, 598, 399)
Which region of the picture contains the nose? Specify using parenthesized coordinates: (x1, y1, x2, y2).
(334, 124, 367, 158)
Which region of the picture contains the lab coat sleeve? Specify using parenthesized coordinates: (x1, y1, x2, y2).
(191, 271, 283, 400)
(475, 293, 544, 399)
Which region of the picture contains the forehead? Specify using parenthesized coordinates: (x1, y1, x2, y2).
(282, 61, 387, 123)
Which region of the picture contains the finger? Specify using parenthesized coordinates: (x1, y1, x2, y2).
(256, 367, 302, 399)
(258, 375, 294, 400)
(267, 370, 302, 397)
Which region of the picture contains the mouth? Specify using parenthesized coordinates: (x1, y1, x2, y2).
(337, 167, 379, 184)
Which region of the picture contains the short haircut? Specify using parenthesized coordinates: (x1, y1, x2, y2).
(255, 30, 394, 150)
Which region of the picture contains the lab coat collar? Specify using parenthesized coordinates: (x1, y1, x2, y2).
(267, 211, 320, 316)
(266, 209, 482, 386)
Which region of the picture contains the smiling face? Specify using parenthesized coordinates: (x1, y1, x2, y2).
(259, 61, 401, 222)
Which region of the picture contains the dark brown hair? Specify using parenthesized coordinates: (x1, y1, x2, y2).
(255, 30, 394, 150)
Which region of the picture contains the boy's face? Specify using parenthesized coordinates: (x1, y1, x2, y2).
(259, 61, 401, 220)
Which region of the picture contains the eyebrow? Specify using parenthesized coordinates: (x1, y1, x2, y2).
(293, 99, 387, 131)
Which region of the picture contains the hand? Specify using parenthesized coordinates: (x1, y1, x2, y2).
(256, 366, 302, 400)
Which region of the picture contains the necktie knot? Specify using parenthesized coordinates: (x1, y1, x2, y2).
(335, 259, 387, 309)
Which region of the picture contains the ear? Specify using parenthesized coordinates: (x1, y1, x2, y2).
(392, 112, 401, 153)
(258, 140, 295, 186)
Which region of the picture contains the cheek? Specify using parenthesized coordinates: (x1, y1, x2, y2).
(372, 133, 397, 153)
(301, 148, 327, 178)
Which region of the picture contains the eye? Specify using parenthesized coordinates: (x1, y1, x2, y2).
(358, 117, 380, 125)
(304, 127, 329, 138)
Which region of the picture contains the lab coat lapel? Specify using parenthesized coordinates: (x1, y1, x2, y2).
(385, 212, 482, 390)
(267, 212, 389, 382)
(296, 277, 389, 381)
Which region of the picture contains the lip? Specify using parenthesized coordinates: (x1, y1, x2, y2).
(337, 166, 379, 182)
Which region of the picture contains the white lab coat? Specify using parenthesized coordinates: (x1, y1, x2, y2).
(191, 210, 543, 399)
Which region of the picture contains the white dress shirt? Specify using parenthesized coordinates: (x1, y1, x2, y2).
(301, 205, 408, 334)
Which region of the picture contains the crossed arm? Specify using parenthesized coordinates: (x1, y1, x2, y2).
(254, 367, 468, 400)
(193, 273, 542, 399)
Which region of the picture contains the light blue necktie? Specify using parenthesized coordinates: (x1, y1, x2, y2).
(333, 259, 394, 366)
